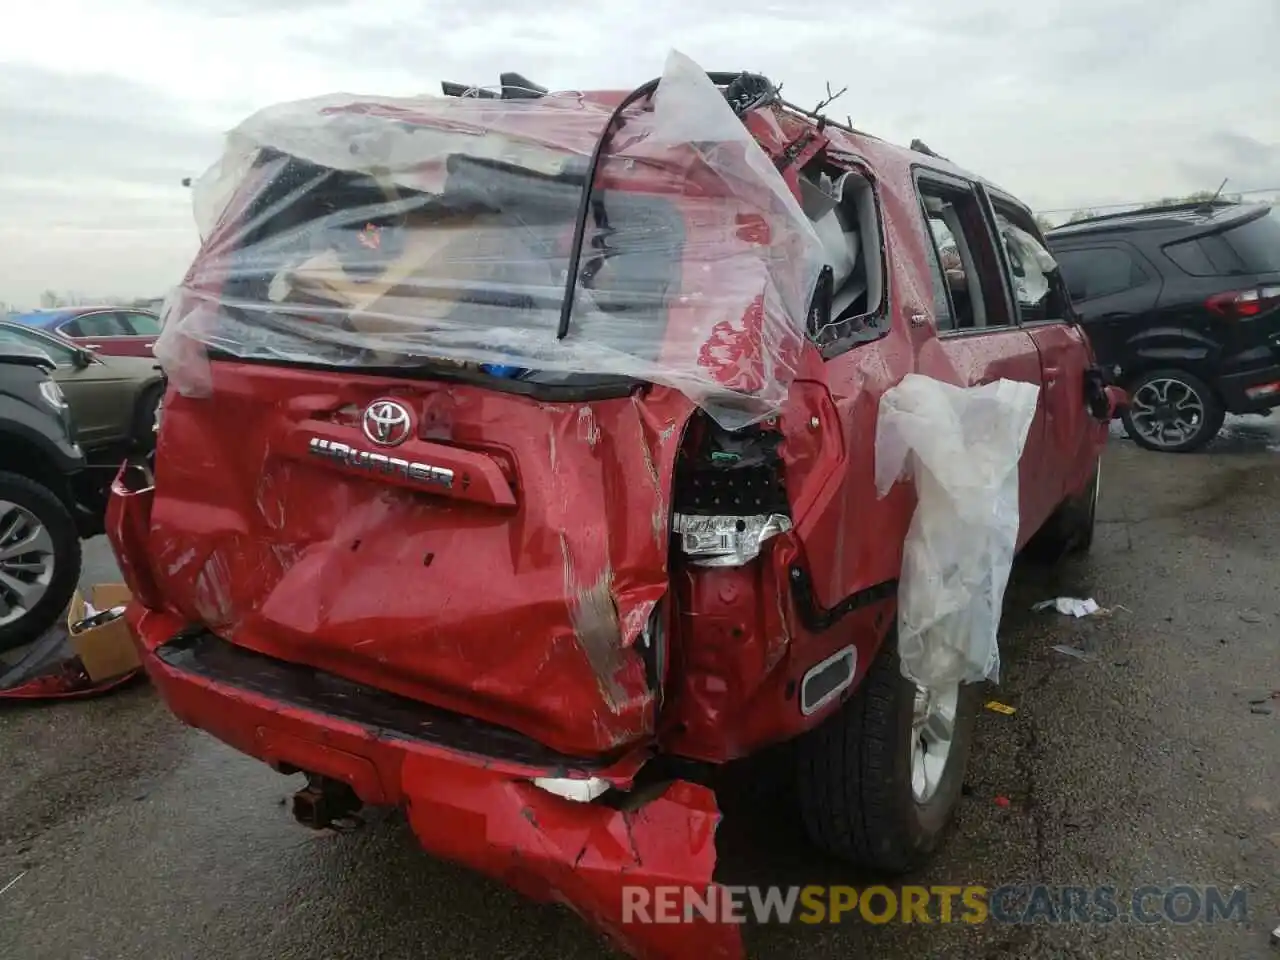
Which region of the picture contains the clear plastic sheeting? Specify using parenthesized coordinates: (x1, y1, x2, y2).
(154, 50, 825, 430)
(874, 374, 1041, 690)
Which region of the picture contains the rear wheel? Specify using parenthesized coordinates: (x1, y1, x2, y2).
(1121, 369, 1224, 452)
(795, 630, 979, 873)
(0, 471, 82, 653)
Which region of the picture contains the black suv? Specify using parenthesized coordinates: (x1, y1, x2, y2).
(0, 342, 102, 652)
(1046, 201, 1280, 452)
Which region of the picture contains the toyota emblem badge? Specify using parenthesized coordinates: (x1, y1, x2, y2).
(362, 399, 413, 447)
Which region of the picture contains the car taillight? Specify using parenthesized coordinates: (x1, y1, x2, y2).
(1206, 285, 1280, 319)
(671, 414, 791, 568)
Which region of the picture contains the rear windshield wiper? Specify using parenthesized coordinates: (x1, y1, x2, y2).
(556, 70, 778, 341)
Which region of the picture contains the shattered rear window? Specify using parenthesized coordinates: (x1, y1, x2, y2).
(157, 51, 826, 430)
(208, 153, 686, 368)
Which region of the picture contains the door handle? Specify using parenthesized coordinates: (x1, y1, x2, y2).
(82, 343, 101, 349)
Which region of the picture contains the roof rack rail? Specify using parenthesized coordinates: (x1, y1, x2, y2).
(909, 138, 949, 161)
(1047, 198, 1243, 232)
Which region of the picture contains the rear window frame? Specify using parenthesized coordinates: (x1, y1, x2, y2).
(1160, 207, 1280, 277)
(1052, 243, 1155, 303)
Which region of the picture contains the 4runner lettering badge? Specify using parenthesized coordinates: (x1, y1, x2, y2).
(308, 438, 454, 488)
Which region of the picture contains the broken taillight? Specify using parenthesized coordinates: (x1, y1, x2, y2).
(672, 513, 792, 567)
(671, 415, 792, 568)
(1205, 285, 1280, 319)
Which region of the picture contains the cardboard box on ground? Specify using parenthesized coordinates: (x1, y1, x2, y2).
(67, 584, 141, 681)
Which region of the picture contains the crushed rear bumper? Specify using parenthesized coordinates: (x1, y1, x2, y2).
(125, 607, 743, 960)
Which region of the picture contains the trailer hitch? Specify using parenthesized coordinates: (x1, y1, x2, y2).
(291, 774, 363, 830)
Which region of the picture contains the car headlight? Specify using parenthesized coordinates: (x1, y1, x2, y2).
(39, 379, 67, 409)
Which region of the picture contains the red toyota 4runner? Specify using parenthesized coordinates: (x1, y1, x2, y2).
(107, 53, 1120, 959)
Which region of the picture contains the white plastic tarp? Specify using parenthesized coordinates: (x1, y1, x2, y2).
(875, 374, 1041, 691)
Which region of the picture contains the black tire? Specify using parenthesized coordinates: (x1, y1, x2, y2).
(0, 471, 83, 654)
(1120, 368, 1224, 453)
(795, 630, 979, 873)
(132, 383, 164, 450)
(1022, 458, 1100, 564)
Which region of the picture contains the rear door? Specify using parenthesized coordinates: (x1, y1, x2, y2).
(912, 171, 1054, 543)
(52, 355, 136, 448)
(1051, 242, 1162, 369)
(115, 311, 162, 356)
(989, 196, 1105, 507)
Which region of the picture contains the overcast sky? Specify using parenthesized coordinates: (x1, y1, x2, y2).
(0, 0, 1276, 308)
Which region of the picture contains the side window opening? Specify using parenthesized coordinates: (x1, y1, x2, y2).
(74, 312, 131, 338)
(916, 180, 1010, 331)
(991, 203, 1070, 323)
(1163, 238, 1216, 275)
(1054, 247, 1151, 302)
(120, 312, 162, 335)
(796, 162, 885, 347)
(1163, 210, 1280, 276)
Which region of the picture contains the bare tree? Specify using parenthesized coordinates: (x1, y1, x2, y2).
(1066, 209, 1099, 224)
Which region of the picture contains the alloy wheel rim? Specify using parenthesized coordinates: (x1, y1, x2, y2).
(1129, 378, 1205, 448)
(911, 682, 959, 803)
(0, 501, 56, 628)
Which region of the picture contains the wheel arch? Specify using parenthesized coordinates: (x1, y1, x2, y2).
(1119, 358, 1226, 405)
(0, 429, 76, 512)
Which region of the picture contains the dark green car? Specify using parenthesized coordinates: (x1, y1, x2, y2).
(0, 320, 164, 455)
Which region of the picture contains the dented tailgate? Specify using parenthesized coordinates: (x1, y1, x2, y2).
(146, 362, 695, 758)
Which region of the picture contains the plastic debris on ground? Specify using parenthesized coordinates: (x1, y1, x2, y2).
(1034, 597, 1100, 618)
(0, 584, 144, 701)
(984, 700, 1017, 715)
(1248, 691, 1277, 715)
(1050, 644, 1099, 663)
(152, 49, 825, 431)
(875, 374, 1040, 691)
(0, 623, 143, 701)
